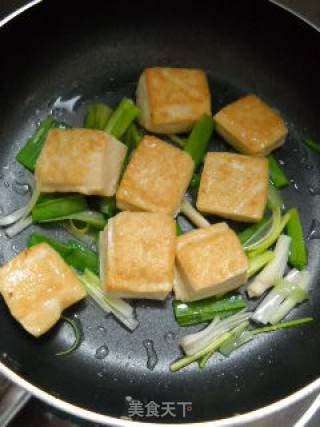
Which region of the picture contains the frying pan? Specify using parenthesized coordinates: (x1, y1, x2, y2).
(0, 0, 320, 425)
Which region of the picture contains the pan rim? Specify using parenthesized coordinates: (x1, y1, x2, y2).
(269, 0, 320, 33)
(1, 359, 320, 426)
(0, 0, 42, 28)
(0, 0, 319, 425)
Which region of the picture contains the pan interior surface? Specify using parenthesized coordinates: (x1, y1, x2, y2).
(0, 0, 319, 423)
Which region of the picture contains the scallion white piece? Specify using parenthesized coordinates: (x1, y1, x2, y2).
(0, 181, 40, 227)
(247, 234, 291, 298)
(170, 332, 232, 372)
(79, 269, 139, 331)
(219, 316, 313, 357)
(243, 209, 279, 251)
(5, 215, 33, 238)
(180, 197, 210, 228)
(180, 310, 251, 356)
(218, 321, 252, 357)
(252, 269, 311, 325)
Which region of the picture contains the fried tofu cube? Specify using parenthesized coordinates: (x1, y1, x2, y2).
(35, 128, 127, 196)
(100, 212, 176, 300)
(116, 136, 194, 216)
(214, 95, 288, 156)
(197, 152, 268, 222)
(0, 243, 86, 337)
(174, 223, 248, 302)
(136, 67, 211, 134)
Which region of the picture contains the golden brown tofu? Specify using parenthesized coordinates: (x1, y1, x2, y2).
(214, 95, 288, 156)
(101, 212, 176, 300)
(197, 152, 268, 222)
(174, 223, 248, 302)
(35, 128, 127, 196)
(0, 243, 86, 337)
(136, 67, 211, 134)
(116, 136, 194, 216)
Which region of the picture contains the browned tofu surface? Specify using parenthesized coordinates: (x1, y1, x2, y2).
(116, 136, 194, 216)
(174, 223, 248, 301)
(214, 95, 288, 156)
(137, 67, 211, 134)
(35, 128, 127, 196)
(197, 152, 268, 222)
(102, 212, 176, 300)
(0, 243, 86, 337)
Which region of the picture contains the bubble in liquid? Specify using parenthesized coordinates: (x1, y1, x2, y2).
(164, 331, 175, 344)
(95, 345, 109, 360)
(308, 219, 320, 240)
(143, 339, 158, 371)
(13, 182, 30, 195)
(11, 245, 19, 254)
(308, 187, 320, 196)
(289, 178, 300, 192)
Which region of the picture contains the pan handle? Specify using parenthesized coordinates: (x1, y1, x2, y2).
(293, 393, 320, 427)
(0, 375, 31, 427)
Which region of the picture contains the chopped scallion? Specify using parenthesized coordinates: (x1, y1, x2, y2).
(286, 208, 308, 270)
(32, 195, 88, 223)
(180, 198, 210, 228)
(56, 316, 81, 356)
(104, 98, 139, 139)
(268, 155, 289, 189)
(247, 234, 291, 298)
(176, 222, 183, 236)
(84, 103, 113, 130)
(248, 210, 291, 257)
(99, 198, 116, 219)
(29, 233, 99, 274)
(173, 293, 246, 326)
(247, 251, 274, 279)
(79, 269, 139, 331)
(184, 114, 215, 169)
(16, 117, 69, 171)
(304, 138, 320, 155)
(170, 332, 231, 372)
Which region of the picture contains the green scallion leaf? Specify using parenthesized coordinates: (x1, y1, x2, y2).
(268, 154, 289, 189)
(16, 117, 70, 172)
(84, 103, 113, 130)
(104, 98, 139, 139)
(56, 316, 81, 356)
(184, 114, 215, 169)
(32, 195, 88, 223)
(304, 138, 320, 155)
(173, 293, 246, 327)
(29, 233, 99, 274)
(286, 208, 308, 270)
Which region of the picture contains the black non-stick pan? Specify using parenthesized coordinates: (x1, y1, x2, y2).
(0, 0, 320, 425)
